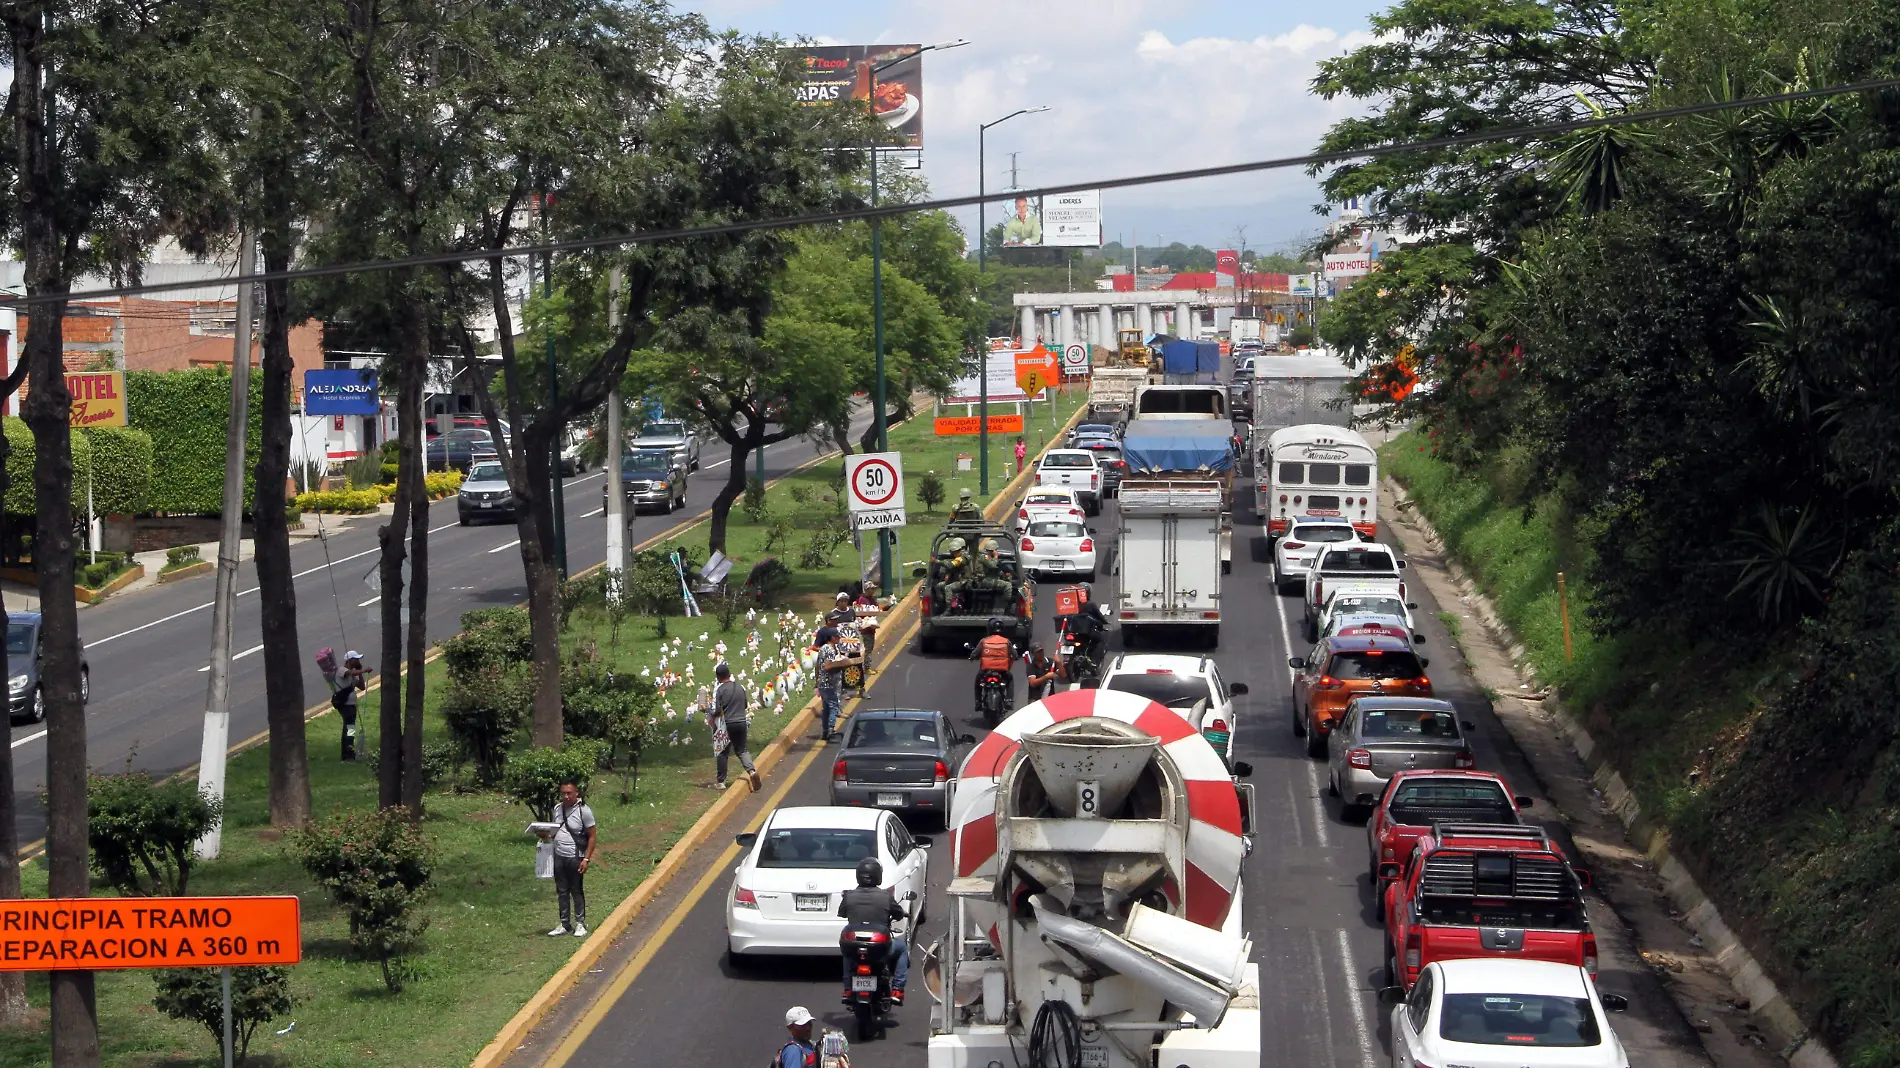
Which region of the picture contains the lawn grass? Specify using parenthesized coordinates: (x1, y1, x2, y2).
(0, 386, 1086, 1068)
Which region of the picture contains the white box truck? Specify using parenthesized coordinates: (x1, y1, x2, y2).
(1115, 418, 1236, 648)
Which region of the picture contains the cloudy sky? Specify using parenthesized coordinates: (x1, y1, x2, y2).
(690, 0, 1390, 254)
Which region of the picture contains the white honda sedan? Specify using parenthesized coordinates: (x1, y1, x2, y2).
(1010, 487, 1087, 536)
(1390, 959, 1631, 1068)
(724, 806, 930, 958)
(1018, 516, 1097, 581)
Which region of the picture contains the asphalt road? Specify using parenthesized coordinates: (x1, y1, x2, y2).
(5, 421, 865, 845)
(513, 459, 1711, 1067)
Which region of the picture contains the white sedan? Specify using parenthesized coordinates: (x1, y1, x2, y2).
(1316, 586, 1422, 643)
(1010, 487, 1087, 536)
(724, 806, 929, 957)
(1390, 958, 1631, 1068)
(1019, 516, 1096, 581)
(1271, 515, 1360, 593)
(1098, 653, 1250, 760)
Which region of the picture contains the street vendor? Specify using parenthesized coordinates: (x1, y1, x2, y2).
(854, 583, 884, 665)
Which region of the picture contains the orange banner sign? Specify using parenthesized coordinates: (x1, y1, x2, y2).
(65, 371, 128, 428)
(935, 415, 1024, 436)
(0, 896, 302, 971)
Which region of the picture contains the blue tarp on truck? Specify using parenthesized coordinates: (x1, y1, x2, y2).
(1159, 340, 1221, 378)
(1120, 420, 1236, 474)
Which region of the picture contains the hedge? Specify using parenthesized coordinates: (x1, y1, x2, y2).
(294, 489, 384, 514)
(80, 426, 154, 515)
(125, 368, 262, 515)
(4, 417, 91, 514)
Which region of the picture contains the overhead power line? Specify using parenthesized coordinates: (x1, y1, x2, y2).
(4, 75, 1895, 310)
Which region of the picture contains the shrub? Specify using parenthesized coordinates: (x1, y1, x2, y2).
(294, 809, 434, 993)
(443, 606, 535, 676)
(741, 476, 768, 523)
(743, 558, 793, 605)
(441, 664, 532, 786)
(917, 470, 946, 512)
(165, 545, 201, 569)
(419, 741, 460, 791)
(342, 454, 383, 490)
(88, 772, 222, 896)
(503, 742, 608, 822)
(423, 470, 463, 498)
(788, 483, 811, 506)
(293, 489, 383, 513)
(379, 439, 401, 462)
(152, 966, 294, 1064)
(124, 369, 262, 514)
(5, 417, 90, 514)
(762, 516, 795, 554)
(76, 552, 130, 590)
(79, 426, 154, 515)
(381, 462, 400, 482)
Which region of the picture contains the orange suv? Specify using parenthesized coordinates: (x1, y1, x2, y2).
(1288, 635, 1432, 757)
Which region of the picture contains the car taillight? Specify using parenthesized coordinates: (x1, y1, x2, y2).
(733, 886, 759, 909)
(1348, 748, 1371, 769)
(1454, 750, 1474, 769)
(933, 760, 949, 782)
(1313, 580, 1323, 602)
(1284, 541, 1305, 550)
(1414, 676, 1431, 689)
(1069, 508, 1082, 518)
(1404, 931, 1421, 972)
(1317, 675, 1342, 690)
(832, 759, 848, 782)
(1584, 934, 1599, 976)
(856, 963, 873, 975)
(1079, 538, 1093, 552)
(1019, 537, 1035, 551)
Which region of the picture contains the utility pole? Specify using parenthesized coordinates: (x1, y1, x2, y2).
(605, 267, 624, 576)
(1008, 152, 1020, 189)
(542, 194, 567, 576)
(196, 228, 258, 860)
(976, 104, 1049, 497)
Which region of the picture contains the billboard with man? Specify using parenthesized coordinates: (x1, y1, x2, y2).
(998, 191, 1102, 248)
(795, 45, 924, 149)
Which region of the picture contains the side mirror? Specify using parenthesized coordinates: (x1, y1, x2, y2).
(1229, 683, 1250, 697)
(1411, 633, 1426, 644)
(905, 890, 919, 901)
(1088, 528, 1099, 536)
(1514, 795, 1535, 808)
(734, 832, 757, 849)
(1231, 761, 1254, 779)
(1287, 657, 1306, 670)
(1419, 658, 1431, 669)
(960, 733, 977, 745)
(1601, 993, 1629, 1013)
(1406, 602, 1419, 610)
(1377, 985, 1406, 1006)
(1574, 867, 1593, 888)
(913, 837, 934, 848)
(912, 567, 927, 578)
(1396, 560, 1408, 569)
(1379, 862, 1401, 881)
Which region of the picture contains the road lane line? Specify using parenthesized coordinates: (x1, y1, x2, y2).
(487, 539, 521, 554)
(579, 506, 604, 518)
(1285, 777, 1306, 849)
(1309, 929, 1342, 1060)
(1304, 759, 1332, 847)
(92, 544, 387, 647)
(10, 730, 46, 749)
(196, 643, 265, 672)
(1336, 928, 1377, 1068)
(359, 596, 381, 607)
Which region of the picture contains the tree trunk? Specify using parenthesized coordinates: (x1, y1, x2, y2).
(398, 303, 430, 817)
(377, 355, 414, 811)
(254, 215, 311, 827)
(706, 426, 761, 554)
(0, 434, 28, 1025)
(512, 426, 563, 746)
(831, 419, 853, 459)
(11, 9, 100, 1058)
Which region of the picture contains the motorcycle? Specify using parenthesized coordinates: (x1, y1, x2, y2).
(840, 892, 916, 1042)
(975, 669, 1012, 727)
(1057, 623, 1104, 689)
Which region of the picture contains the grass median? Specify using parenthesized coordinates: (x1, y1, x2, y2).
(0, 387, 1085, 1068)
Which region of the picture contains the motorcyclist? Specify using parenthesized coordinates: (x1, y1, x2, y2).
(969, 617, 1018, 712)
(1062, 597, 1110, 665)
(838, 857, 911, 1005)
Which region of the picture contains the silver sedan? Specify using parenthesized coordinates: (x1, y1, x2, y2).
(1326, 697, 1476, 816)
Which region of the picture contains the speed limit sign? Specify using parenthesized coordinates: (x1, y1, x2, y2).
(845, 452, 907, 529)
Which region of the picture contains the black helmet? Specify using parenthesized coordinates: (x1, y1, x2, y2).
(988, 617, 1006, 635)
(856, 857, 883, 888)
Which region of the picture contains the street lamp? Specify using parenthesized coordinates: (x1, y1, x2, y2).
(976, 105, 1050, 495)
(870, 38, 966, 592)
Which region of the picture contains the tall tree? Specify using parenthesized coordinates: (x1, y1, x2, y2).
(2, 1, 223, 1059)
(0, 363, 28, 1024)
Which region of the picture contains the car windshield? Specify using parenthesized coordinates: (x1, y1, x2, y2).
(1332, 595, 1406, 618)
(623, 452, 671, 473)
(1321, 549, 1396, 572)
(467, 462, 504, 481)
(1042, 453, 1093, 468)
(1438, 993, 1601, 1048)
(1328, 650, 1424, 680)
(1389, 782, 1514, 824)
(848, 718, 940, 750)
(754, 828, 879, 869)
(1292, 525, 1356, 543)
(643, 422, 685, 438)
(1105, 672, 1212, 710)
(1029, 521, 1086, 538)
(1361, 708, 1459, 738)
(5, 623, 31, 657)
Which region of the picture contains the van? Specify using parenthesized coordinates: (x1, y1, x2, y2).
(1260, 425, 1378, 539)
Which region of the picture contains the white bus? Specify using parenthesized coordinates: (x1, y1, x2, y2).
(1259, 424, 1378, 540)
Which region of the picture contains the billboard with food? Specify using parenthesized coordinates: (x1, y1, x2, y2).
(796, 45, 924, 149)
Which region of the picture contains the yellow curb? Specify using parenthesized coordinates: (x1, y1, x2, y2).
(468, 393, 1085, 1068)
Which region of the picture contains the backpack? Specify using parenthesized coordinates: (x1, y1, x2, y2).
(770, 1040, 817, 1068)
(315, 647, 337, 675)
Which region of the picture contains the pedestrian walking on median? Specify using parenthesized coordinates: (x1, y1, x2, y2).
(1015, 436, 1027, 470)
(710, 663, 762, 792)
(333, 651, 367, 761)
(548, 780, 597, 938)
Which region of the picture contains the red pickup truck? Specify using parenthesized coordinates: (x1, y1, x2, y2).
(1366, 770, 1533, 887)
(1382, 822, 1596, 991)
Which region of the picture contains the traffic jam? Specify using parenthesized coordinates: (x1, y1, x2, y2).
(674, 326, 1652, 1068)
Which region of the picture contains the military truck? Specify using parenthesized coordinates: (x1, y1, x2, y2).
(913, 520, 1034, 653)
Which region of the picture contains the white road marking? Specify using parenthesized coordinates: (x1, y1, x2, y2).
(579, 507, 604, 518)
(11, 730, 46, 749)
(488, 539, 521, 554)
(1304, 760, 1332, 848)
(1336, 928, 1377, 1068)
(1309, 929, 1342, 1058)
(359, 596, 381, 607)
(91, 543, 385, 647)
(196, 643, 265, 672)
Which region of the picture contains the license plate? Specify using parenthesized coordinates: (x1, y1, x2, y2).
(875, 792, 905, 807)
(1079, 1047, 1108, 1068)
(1060, 644, 1075, 655)
(478, 502, 492, 508)
(850, 976, 877, 993)
(795, 894, 827, 912)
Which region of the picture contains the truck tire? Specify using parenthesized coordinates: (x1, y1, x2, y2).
(1306, 728, 1329, 760)
(1292, 702, 1305, 737)
(1204, 625, 1219, 648)
(1384, 940, 1398, 988)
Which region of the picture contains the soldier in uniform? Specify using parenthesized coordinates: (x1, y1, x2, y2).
(949, 487, 983, 521)
(936, 535, 969, 612)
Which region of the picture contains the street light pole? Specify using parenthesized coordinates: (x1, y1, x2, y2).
(869, 40, 964, 591)
(975, 104, 1050, 496)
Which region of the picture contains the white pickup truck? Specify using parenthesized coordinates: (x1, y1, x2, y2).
(1035, 449, 1104, 515)
(1301, 542, 1407, 641)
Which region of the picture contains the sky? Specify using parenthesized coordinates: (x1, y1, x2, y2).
(689, 0, 1392, 256)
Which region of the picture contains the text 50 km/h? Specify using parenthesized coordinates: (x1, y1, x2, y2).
(0, 896, 302, 971)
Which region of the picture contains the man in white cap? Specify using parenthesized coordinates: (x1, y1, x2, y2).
(336, 651, 368, 761)
(776, 1006, 816, 1068)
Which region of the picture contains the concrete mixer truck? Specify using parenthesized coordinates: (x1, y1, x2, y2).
(925, 688, 1261, 1068)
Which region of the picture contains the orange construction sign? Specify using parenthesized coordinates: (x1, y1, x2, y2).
(0, 896, 302, 971)
(935, 415, 1024, 436)
(1015, 347, 1057, 397)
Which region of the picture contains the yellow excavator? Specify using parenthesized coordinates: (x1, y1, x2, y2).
(1116, 327, 1153, 370)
